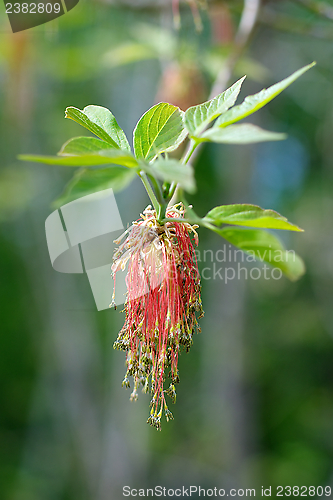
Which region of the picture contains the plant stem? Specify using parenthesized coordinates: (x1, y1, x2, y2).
(148, 173, 164, 204)
(139, 171, 168, 223)
(157, 203, 167, 223)
(139, 171, 161, 214)
(181, 139, 198, 164)
(167, 140, 199, 205)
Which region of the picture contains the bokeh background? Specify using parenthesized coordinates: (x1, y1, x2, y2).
(1, 0, 333, 498)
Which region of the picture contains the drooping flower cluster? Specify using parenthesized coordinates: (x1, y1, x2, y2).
(111, 203, 203, 430)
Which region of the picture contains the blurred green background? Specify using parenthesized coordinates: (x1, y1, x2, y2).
(1, 0, 333, 498)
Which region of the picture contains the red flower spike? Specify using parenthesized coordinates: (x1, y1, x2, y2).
(111, 203, 204, 430)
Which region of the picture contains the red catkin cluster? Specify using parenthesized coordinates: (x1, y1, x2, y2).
(112, 204, 203, 429)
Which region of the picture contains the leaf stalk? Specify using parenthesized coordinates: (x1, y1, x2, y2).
(139, 171, 160, 214)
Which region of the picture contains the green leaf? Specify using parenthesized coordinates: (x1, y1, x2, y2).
(53, 167, 136, 208)
(216, 62, 315, 128)
(184, 76, 246, 137)
(59, 137, 116, 155)
(213, 227, 305, 281)
(200, 124, 286, 144)
(65, 105, 131, 151)
(204, 204, 303, 231)
(143, 158, 196, 194)
(133, 103, 188, 161)
(19, 149, 138, 168)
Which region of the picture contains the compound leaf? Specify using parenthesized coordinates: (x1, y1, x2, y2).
(200, 124, 286, 144)
(133, 103, 187, 161)
(53, 166, 136, 208)
(212, 227, 305, 281)
(19, 149, 138, 168)
(184, 76, 246, 137)
(59, 136, 115, 155)
(216, 62, 315, 128)
(65, 105, 131, 151)
(143, 158, 195, 194)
